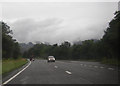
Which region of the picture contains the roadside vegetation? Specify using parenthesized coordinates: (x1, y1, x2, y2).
(1, 11, 119, 69)
(1, 21, 21, 59)
(101, 57, 120, 66)
(0, 60, 2, 75)
(23, 11, 119, 66)
(2, 58, 28, 75)
(0, 20, 28, 75)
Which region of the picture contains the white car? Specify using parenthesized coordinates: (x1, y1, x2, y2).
(47, 56, 55, 62)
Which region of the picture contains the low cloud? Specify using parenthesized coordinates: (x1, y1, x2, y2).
(3, 2, 117, 44)
(9, 17, 108, 44)
(10, 18, 64, 43)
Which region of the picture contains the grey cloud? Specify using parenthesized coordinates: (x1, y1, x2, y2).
(10, 17, 108, 44)
(10, 18, 64, 43)
(3, 2, 117, 44)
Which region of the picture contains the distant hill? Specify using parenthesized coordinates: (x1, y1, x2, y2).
(73, 40, 82, 45)
(73, 39, 99, 45)
(19, 42, 34, 53)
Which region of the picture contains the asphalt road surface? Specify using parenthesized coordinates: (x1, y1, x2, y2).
(3, 59, 119, 84)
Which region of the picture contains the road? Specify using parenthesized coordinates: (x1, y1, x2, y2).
(3, 59, 119, 84)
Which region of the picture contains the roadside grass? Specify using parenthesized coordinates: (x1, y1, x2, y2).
(0, 60, 2, 75)
(101, 57, 120, 66)
(2, 58, 28, 75)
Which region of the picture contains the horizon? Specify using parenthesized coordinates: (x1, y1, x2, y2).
(1, 2, 118, 44)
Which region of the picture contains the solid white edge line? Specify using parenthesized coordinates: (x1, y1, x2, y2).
(65, 71, 72, 75)
(2, 61, 31, 85)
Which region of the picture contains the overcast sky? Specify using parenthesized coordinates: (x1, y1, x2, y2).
(1, 2, 118, 44)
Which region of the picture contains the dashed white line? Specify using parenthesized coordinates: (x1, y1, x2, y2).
(108, 68, 114, 70)
(80, 64, 83, 65)
(80, 64, 115, 71)
(89, 65, 92, 67)
(94, 66, 98, 68)
(100, 66, 104, 68)
(2, 61, 31, 85)
(65, 71, 72, 75)
(54, 66, 58, 68)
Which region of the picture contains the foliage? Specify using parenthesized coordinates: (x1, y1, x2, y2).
(102, 11, 119, 59)
(1, 21, 21, 59)
(23, 11, 119, 63)
(2, 58, 27, 75)
(1, 11, 119, 64)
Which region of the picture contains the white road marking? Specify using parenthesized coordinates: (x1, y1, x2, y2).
(89, 65, 92, 67)
(2, 61, 31, 85)
(108, 68, 114, 70)
(54, 66, 58, 68)
(65, 71, 72, 75)
(27, 59, 29, 61)
(94, 66, 98, 68)
(80, 64, 83, 65)
(100, 66, 104, 68)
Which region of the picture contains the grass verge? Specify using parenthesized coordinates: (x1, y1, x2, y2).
(2, 58, 28, 75)
(101, 58, 120, 66)
(0, 60, 2, 75)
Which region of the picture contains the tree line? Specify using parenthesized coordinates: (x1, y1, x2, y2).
(23, 11, 119, 61)
(1, 11, 119, 61)
(1, 21, 21, 59)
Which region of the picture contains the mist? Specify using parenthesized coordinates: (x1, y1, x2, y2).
(2, 2, 118, 44)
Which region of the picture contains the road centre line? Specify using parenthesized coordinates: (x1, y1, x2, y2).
(89, 65, 92, 67)
(54, 66, 58, 68)
(65, 71, 72, 75)
(108, 68, 114, 70)
(80, 64, 83, 65)
(94, 66, 98, 68)
(100, 66, 104, 68)
(2, 61, 31, 85)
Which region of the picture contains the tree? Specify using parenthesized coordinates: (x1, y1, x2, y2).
(102, 11, 119, 59)
(1, 21, 21, 59)
(24, 11, 119, 61)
